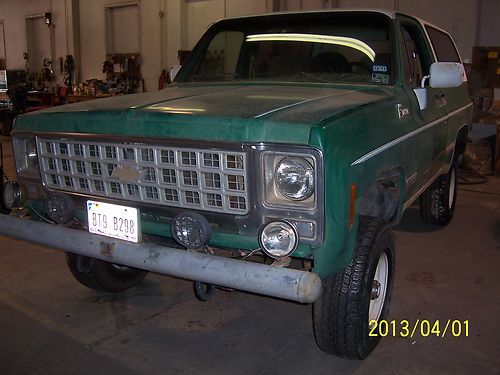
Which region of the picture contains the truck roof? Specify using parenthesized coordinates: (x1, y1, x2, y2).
(220, 8, 396, 20)
(213, 9, 451, 36)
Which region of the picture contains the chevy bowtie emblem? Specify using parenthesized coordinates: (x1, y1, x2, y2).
(111, 165, 142, 182)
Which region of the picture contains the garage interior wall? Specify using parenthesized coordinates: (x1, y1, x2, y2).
(0, 21, 6, 63)
(0, 0, 498, 92)
(0, 0, 68, 85)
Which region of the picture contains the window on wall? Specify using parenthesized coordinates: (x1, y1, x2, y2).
(106, 3, 140, 54)
(425, 26, 461, 63)
(25, 15, 52, 73)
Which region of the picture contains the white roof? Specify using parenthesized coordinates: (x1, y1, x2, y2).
(225, 8, 396, 20)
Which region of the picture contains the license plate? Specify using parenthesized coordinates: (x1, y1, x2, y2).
(87, 200, 139, 243)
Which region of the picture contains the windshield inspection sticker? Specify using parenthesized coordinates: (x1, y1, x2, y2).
(372, 73, 389, 84)
(373, 65, 388, 73)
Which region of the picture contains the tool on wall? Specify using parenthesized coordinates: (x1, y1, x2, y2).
(63, 55, 75, 87)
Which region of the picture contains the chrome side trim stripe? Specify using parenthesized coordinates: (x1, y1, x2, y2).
(351, 102, 472, 166)
(406, 172, 418, 187)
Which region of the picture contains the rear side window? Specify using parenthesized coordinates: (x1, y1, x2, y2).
(425, 26, 460, 62)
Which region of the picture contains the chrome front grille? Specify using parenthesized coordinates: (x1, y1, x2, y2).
(37, 138, 249, 214)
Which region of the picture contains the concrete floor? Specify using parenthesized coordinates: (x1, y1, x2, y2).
(1, 134, 499, 375)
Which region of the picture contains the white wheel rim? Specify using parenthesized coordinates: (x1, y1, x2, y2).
(448, 168, 456, 209)
(369, 252, 389, 324)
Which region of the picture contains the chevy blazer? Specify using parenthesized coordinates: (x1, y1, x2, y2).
(0, 10, 472, 359)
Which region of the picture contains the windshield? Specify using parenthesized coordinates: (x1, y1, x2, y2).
(176, 12, 395, 85)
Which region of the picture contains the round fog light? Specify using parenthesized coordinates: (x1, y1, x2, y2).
(171, 212, 212, 249)
(3, 181, 24, 209)
(45, 193, 75, 224)
(259, 220, 298, 260)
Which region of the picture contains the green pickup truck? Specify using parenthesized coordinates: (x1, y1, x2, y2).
(1, 10, 471, 359)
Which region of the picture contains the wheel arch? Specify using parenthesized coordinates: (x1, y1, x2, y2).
(455, 124, 469, 157)
(357, 166, 406, 225)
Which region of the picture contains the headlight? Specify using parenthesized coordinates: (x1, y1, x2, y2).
(13, 136, 39, 177)
(262, 151, 317, 209)
(275, 157, 314, 200)
(26, 138, 38, 169)
(258, 145, 323, 246)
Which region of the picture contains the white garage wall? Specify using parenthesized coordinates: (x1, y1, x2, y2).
(226, 0, 271, 16)
(281, 0, 326, 10)
(182, 0, 272, 55)
(0, 0, 68, 84)
(0, 0, 498, 92)
(0, 21, 7, 63)
(164, 0, 272, 77)
(397, 0, 478, 61)
(183, 0, 225, 49)
(79, 0, 163, 92)
(281, 0, 479, 61)
(477, 0, 500, 46)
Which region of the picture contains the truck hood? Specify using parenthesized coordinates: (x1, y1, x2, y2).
(16, 83, 394, 144)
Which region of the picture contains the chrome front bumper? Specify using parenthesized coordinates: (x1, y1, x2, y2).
(0, 214, 322, 303)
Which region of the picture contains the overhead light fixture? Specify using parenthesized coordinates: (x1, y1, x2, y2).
(246, 33, 376, 62)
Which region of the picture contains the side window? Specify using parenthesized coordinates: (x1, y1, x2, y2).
(425, 26, 461, 63)
(400, 25, 425, 87)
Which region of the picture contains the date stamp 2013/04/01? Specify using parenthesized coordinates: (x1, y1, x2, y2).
(369, 320, 469, 338)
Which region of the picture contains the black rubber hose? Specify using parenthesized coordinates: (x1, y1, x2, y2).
(193, 281, 215, 301)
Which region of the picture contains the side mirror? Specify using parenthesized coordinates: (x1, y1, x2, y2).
(413, 62, 465, 110)
(429, 62, 465, 88)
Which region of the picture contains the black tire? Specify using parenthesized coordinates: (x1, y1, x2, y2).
(0, 202, 10, 214)
(0, 169, 10, 214)
(0, 110, 13, 136)
(0, 182, 10, 214)
(420, 163, 457, 226)
(65, 253, 148, 293)
(313, 217, 395, 359)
